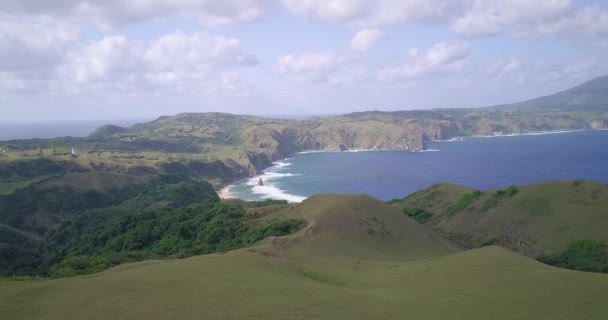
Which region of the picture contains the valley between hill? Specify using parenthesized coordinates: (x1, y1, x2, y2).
(1, 193, 607, 320)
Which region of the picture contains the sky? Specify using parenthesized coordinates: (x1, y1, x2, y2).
(1, 0, 608, 121)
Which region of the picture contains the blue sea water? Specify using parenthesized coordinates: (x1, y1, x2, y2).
(226, 130, 608, 202)
(0, 119, 147, 141)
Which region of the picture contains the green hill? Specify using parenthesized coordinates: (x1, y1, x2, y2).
(265, 194, 457, 263)
(391, 181, 608, 258)
(1, 195, 607, 319)
(492, 75, 608, 112)
(0, 173, 221, 276)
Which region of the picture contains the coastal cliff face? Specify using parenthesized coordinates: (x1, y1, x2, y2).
(111, 110, 608, 180)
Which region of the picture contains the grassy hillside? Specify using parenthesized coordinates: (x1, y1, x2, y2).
(266, 194, 457, 263)
(391, 181, 608, 258)
(1, 195, 607, 319)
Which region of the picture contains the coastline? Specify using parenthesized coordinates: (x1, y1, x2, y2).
(217, 128, 603, 202)
(219, 185, 234, 200)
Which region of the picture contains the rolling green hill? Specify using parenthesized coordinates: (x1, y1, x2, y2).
(1, 194, 607, 320)
(391, 181, 608, 259)
(266, 194, 457, 263)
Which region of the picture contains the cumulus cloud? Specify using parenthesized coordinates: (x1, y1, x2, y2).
(145, 32, 257, 77)
(449, 0, 587, 37)
(350, 29, 385, 51)
(283, 0, 605, 44)
(530, 5, 608, 39)
(449, 1, 608, 46)
(67, 36, 140, 85)
(0, 16, 77, 92)
(379, 41, 469, 81)
(0, 0, 272, 26)
(277, 52, 352, 81)
(283, 0, 467, 27)
(10, 30, 259, 97)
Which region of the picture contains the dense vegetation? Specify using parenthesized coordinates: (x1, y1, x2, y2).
(43, 201, 305, 278)
(402, 208, 433, 224)
(0, 158, 84, 182)
(539, 240, 608, 273)
(448, 190, 483, 216)
(0, 173, 304, 278)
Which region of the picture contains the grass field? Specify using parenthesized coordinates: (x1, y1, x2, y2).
(392, 181, 608, 256)
(0, 177, 46, 196)
(1, 194, 607, 319)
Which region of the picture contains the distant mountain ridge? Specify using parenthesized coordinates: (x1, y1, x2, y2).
(490, 75, 608, 111)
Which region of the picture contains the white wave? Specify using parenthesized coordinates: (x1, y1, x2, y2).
(342, 149, 378, 153)
(272, 160, 292, 167)
(434, 137, 464, 142)
(297, 150, 334, 154)
(473, 130, 585, 139)
(419, 149, 440, 152)
(219, 185, 234, 199)
(245, 172, 301, 186)
(251, 184, 306, 203)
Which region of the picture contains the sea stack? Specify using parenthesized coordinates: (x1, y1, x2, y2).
(258, 178, 264, 186)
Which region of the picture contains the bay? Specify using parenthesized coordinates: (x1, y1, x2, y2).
(226, 130, 608, 202)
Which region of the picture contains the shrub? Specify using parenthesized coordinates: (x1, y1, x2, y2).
(448, 191, 483, 216)
(539, 240, 608, 273)
(402, 208, 433, 224)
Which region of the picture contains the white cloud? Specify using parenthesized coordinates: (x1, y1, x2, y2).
(449, 2, 608, 48)
(283, 0, 467, 27)
(502, 59, 521, 73)
(0, 16, 77, 92)
(450, 10, 506, 37)
(350, 29, 385, 51)
(282, 0, 366, 23)
(0, 0, 272, 26)
(145, 32, 257, 75)
(530, 5, 608, 39)
(379, 41, 469, 81)
(67, 36, 140, 84)
(277, 52, 352, 81)
(14, 31, 260, 97)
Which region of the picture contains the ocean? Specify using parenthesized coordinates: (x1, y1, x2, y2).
(225, 130, 608, 202)
(0, 120, 147, 141)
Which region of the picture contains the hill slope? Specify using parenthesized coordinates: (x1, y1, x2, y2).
(266, 194, 457, 263)
(1, 195, 607, 319)
(491, 75, 608, 111)
(391, 181, 608, 257)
